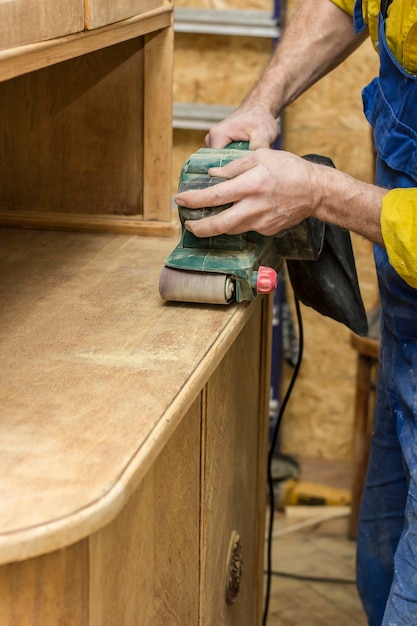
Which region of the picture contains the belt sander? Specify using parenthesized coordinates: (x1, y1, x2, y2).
(159, 143, 325, 305)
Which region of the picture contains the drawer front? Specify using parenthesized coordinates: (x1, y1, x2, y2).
(85, 0, 167, 29)
(0, 0, 84, 50)
(201, 302, 268, 625)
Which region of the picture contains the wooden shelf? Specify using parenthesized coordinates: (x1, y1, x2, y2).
(0, 5, 174, 233)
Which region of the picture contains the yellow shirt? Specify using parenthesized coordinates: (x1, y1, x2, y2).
(331, 0, 417, 288)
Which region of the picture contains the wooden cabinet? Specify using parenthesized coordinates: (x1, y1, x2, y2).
(0, 232, 271, 625)
(0, 4, 270, 623)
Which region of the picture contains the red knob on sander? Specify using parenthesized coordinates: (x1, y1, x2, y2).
(257, 266, 278, 294)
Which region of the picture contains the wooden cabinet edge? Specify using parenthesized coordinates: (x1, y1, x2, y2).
(0, 6, 172, 83)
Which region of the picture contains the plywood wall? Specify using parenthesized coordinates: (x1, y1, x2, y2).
(172, 0, 380, 460)
(172, 0, 274, 193)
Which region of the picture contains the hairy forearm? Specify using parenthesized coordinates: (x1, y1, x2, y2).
(312, 165, 385, 246)
(243, 0, 368, 117)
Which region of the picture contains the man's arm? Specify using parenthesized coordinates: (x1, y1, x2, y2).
(206, 0, 368, 149)
(175, 0, 385, 250)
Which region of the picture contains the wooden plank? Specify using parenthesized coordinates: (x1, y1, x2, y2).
(0, 540, 88, 626)
(89, 398, 200, 625)
(0, 229, 255, 564)
(0, 0, 84, 51)
(143, 22, 174, 221)
(85, 0, 168, 30)
(0, 8, 171, 83)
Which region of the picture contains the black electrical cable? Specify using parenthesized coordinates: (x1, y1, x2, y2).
(270, 570, 356, 585)
(262, 293, 304, 626)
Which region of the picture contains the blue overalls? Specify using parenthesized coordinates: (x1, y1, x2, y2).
(353, 2, 417, 624)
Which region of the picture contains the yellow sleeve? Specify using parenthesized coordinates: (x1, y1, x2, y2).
(381, 189, 417, 289)
(329, 0, 355, 16)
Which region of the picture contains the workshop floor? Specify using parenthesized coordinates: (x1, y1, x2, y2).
(266, 457, 367, 625)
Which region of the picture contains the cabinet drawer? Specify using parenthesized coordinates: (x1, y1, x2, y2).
(85, 0, 167, 29)
(201, 303, 268, 625)
(0, 0, 84, 50)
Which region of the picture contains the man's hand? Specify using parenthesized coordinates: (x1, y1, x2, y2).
(176, 149, 320, 237)
(205, 104, 280, 150)
(175, 148, 386, 246)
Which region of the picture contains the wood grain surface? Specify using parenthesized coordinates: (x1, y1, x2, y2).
(0, 0, 83, 51)
(0, 228, 257, 564)
(85, 0, 167, 29)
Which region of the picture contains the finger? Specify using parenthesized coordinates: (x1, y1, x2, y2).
(206, 133, 237, 149)
(205, 121, 249, 150)
(205, 132, 233, 149)
(185, 204, 245, 238)
(207, 153, 259, 179)
(175, 177, 243, 210)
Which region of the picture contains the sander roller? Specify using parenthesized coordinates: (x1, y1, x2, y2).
(159, 143, 325, 305)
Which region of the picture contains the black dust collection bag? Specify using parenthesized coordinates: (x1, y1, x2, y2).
(284, 154, 368, 337)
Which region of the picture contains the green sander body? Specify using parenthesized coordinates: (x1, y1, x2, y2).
(159, 142, 324, 305)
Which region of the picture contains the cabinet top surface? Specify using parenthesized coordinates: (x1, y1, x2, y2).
(0, 228, 255, 563)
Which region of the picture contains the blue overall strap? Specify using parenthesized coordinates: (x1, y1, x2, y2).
(353, 0, 366, 33)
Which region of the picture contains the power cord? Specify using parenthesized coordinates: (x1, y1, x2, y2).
(262, 293, 304, 626)
(271, 570, 356, 585)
